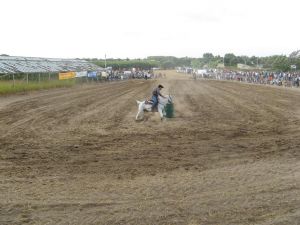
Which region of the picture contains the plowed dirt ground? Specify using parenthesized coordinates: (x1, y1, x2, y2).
(0, 71, 299, 224)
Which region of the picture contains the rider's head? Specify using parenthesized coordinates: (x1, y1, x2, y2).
(158, 84, 164, 89)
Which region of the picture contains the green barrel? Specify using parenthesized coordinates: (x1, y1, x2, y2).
(165, 103, 174, 118)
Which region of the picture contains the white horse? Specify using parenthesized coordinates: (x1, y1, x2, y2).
(136, 95, 173, 121)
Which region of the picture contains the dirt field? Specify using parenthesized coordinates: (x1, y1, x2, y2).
(0, 71, 300, 225)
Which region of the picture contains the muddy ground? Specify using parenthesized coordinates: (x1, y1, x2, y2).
(0, 71, 299, 224)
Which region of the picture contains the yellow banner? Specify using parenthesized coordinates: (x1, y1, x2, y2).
(59, 72, 75, 80)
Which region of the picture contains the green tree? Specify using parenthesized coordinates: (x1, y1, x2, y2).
(202, 53, 214, 65)
(191, 59, 204, 68)
(224, 53, 237, 66)
(272, 55, 290, 71)
(161, 60, 176, 69)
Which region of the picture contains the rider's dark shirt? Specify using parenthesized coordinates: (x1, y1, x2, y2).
(152, 87, 162, 97)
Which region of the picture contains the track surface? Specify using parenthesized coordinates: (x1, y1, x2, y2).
(0, 71, 300, 224)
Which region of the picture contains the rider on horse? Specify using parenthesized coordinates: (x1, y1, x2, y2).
(151, 84, 166, 110)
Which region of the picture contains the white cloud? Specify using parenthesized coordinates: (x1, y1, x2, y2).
(0, 0, 299, 58)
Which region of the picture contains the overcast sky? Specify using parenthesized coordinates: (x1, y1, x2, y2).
(0, 0, 299, 59)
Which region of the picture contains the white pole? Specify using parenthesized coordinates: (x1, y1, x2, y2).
(105, 54, 107, 69)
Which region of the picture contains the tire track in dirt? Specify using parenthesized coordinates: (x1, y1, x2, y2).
(0, 82, 131, 130)
(205, 80, 300, 137)
(0, 81, 143, 139)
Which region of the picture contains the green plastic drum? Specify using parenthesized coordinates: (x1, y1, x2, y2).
(165, 103, 174, 118)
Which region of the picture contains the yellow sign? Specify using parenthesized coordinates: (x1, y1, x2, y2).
(59, 72, 75, 80)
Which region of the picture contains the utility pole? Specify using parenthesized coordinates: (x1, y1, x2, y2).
(105, 54, 107, 69)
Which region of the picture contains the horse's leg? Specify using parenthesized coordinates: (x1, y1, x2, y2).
(158, 105, 164, 120)
(136, 103, 144, 120)
(136, 110, 141, 120)
(162, 107, 166, 116)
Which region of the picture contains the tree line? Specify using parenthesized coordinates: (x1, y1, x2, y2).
(90, 59, 158, 70)
(87, 50, 300, 72)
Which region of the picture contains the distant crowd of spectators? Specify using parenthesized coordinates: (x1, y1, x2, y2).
(198, 70, 300, 87)
(104, 70, 166, 81)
